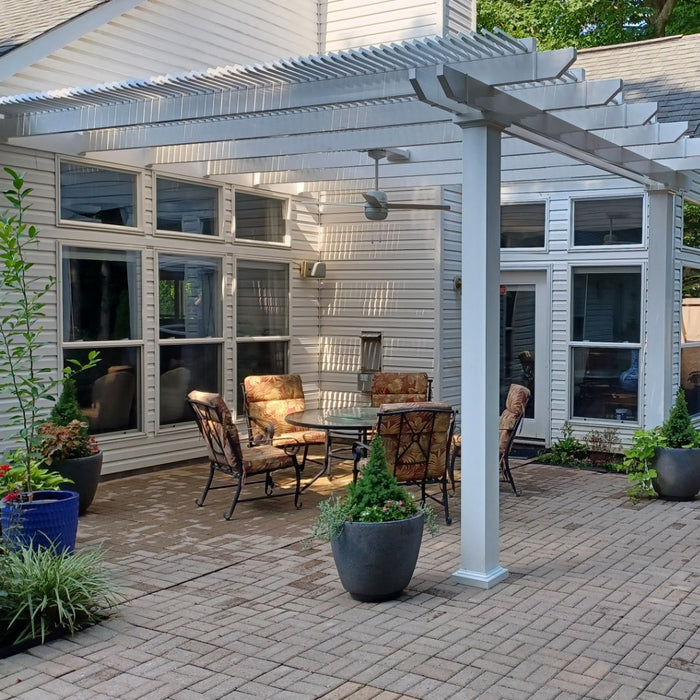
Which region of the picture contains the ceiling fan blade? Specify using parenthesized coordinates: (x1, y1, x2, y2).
(386, 202, 451, 211)
(362, 191, 387, 209)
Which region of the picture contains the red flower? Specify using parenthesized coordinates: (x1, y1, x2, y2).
(0, 464, 10, 474)
(3, 492, 19, 503)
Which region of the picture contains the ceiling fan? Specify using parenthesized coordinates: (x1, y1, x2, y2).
(324, 148, 451, 221)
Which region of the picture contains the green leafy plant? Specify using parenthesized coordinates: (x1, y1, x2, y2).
(0, 542, 121, 646)
(540, 422, 588, 466)
(0, 462, 70, 503)
(660, 388, 699, 448)
(0, 168, 98, 495)
(305, 434, 438, 544)
(48, 376, 86, 426)
(39, 420, 99, 465)
(617, 428, 663, 502)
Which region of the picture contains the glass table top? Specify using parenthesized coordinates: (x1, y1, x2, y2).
(285, 406, 378, 430)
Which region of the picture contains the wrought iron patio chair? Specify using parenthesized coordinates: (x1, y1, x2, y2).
(241, 374, 326, 468)
(187, 390, 302, 520)
(353, 401, 456, 524)
(449, 383, 530, 496)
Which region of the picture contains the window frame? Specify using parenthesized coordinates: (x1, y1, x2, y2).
(681, 264, 700, 416)
(233, 188, 291, 247)
(499, 200, 548, 250)
(154, 175, 223, 240)
(570, 194, 646, 249)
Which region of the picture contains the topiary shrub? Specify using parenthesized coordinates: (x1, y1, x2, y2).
(48, 376, 85, 426)
(660, 388, 699, 448)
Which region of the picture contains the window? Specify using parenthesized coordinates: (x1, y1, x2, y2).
(683, 199, 700, 249)
(61, 247, 142, 434)
(156, 177, 218, 235)
(570, 268, 641, 421)
(235, 192, 286, 243)
(573, 197, 643, 246)
(60, 162, 137, 227)
(681, 267, 700, 415)
(236, 260, 289, 409)
(500, 202, 545, 248)
(158, 254, 222, 425)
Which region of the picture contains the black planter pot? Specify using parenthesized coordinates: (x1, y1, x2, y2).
(52, 451, 104, 515)
(653, 447, 700, 501)
(330, 513, 424, 602)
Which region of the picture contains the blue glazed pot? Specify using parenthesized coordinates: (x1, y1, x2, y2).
(1, 490, 80, 553)
(330, 513, 424, 601)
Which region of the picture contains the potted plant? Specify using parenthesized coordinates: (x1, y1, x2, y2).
(0, 168, 97, 551)
(620, 388, 700, 501)
(40, 375, 103, 514)
(306, 433, 438, 601)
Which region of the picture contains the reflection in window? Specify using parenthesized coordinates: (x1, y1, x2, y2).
(683, 199, 700, 249)
(158, 255, 222, 426)
(235, 192, 286, 243)
(64, 347, 141, 435)
(156, 178, 218, 235)
(60, 162, 137, 227)
(682, 267, 700, 414)
(500, 203, 545, 248)
(570, 268, 641, 421)
(236, 261, 289, 410)
(62, 247, 141, 342)
(573, 197, 643, 246)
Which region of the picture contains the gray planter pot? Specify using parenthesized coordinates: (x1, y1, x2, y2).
(52, 451, 104, 515)
(653, 447, 700, 501)
(330, 513, 424, 602)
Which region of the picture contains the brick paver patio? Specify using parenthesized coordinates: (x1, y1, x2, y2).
(0, 456, 698, 699)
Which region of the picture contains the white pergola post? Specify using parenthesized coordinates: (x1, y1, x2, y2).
(644, 190, 677, 428)
(452, 121, 508, 589)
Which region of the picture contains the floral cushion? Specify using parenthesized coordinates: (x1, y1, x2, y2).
(243, 374, 324, 448)
(370, 372, 429, 407)
(377, 401, 454, 480)
(499, 384, 530, 453)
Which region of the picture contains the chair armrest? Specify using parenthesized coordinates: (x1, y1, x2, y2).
(352, 439, 370, 464)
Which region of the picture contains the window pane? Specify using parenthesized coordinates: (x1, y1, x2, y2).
(64, 347, 141, 434)
(500, 203, 545, 248)
(572, 270, 641, 343)
(60, 162, 137, 226)
(160, 345, 219, 425)
(682, 267, 700, 342)
(159, 255, 221, 339)
(156, 178, 218, 235)
(682, 346, 700, 415)
(683, 200, 700, 249)
(573, 197, 643, 246)
(572, 347, 638, 421)
(236, 261, 289, 336)
(235, 192, 285, 242)
(62, 247, 141, 342)
(236, 340, 288, 411)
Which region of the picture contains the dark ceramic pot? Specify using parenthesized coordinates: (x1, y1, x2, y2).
(653, 447, 700, 501)
(52, 451, 103, 515)
(330, 513, 424, 602)
(0, 490, 79, 553)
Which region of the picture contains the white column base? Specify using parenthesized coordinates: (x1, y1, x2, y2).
(452, 566, 509, 589)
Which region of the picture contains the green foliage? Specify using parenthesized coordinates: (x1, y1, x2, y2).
(618, 428, 663, 501)
(0, 168, 98, 493)
(682, 200, 700, 250)
(0, 543, 121, 646)
(305, 434, 438, 544)
(48, 376, 85, 426)
(477, 0, 687, 50)
(39, 420, 99, 464)
(540, 422, 589, 465)
(660, 388, 699, 448)
(0, 462, 70, 502)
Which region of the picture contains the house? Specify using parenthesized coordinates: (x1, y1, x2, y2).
(1, 0, 698, 587)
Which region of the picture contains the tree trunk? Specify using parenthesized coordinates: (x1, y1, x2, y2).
(649, 0, 678, 37)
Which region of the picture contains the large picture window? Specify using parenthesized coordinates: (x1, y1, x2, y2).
(60, 162, 137, 227)
(156, 177, 218, 235)
(500, 202, 546, 249)
(681, 267, 700, 415)
(236, 260, 289, 409)
(158, 254, 222, 425)
(61, 247, 142, 434)
(235, 192, 286, 243)
(570, 268, 641, 421)
(573, 197, 643, 246)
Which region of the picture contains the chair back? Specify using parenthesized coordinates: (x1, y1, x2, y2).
(88, 368, 136, 432)
(187, 391, 243, 474)
(499, 384, 530, 456)
(377, 401, 455, 481)
(242, 374, 307, 442)
(370, 372, 431, 407)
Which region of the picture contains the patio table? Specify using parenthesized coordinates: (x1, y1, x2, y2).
(286, 407, 378, 491)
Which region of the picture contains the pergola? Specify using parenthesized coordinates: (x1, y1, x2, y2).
(2, 29, 698, 587)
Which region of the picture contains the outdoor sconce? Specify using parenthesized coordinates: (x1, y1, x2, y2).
(453, 276, 462, 292)
(300, 261, 327, 278)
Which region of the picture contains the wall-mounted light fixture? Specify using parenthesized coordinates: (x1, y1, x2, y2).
(453, 276, 462, 292)
(300, 261, 327, 278)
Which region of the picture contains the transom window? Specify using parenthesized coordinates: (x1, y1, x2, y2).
(60, 162, 137, 227)
(500, 202, 546, 248)
(156, 177, 219, 235)
(570, 268, 641, 422)
(573, 197, 643, 246)
(235, 192, 286, 243)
